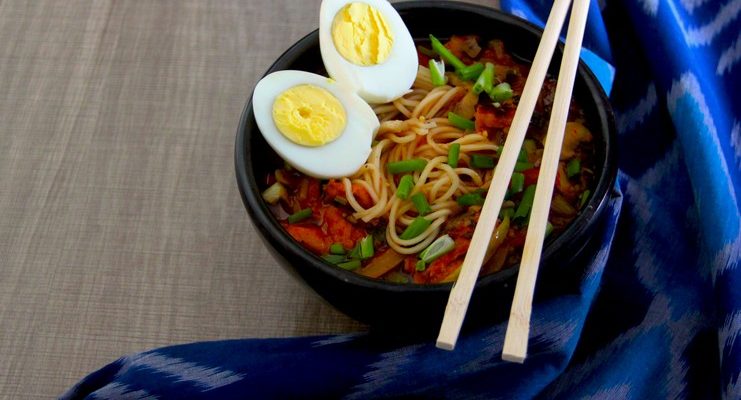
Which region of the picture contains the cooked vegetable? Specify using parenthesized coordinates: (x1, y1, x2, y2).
(358, 248, 405, 278)
(566, 158, 581, 178)
(428, 59, 447, 86)
(400, 217, 431, 240)
(338, 260, 361, 271)
(287, 208, 312, 224)
(471, 154, 495, 169)
(488, 82, 513, 102)
(510, 172, 525, 194)
(514, 185, 536, 220)
(457, 62, 485, 81)
(387, 159, 427, 174)
(448, 143, 461, 168)
(396, 175, 414, 199)
(360, 235, 374, 259)
(429, 34, 466, 70)
(514, 161, 534, 172)
(411, 193, 432, 215)
(448, 112, 475, 131)
(579, 189, 591, 208)
(415, 259, 427, 271)
(262, 182, 287, 204)
(419, 234, 455, 263)
(472, 63, 495, 94)
(457, 192, 485, 206)
(323, 254, 346, 264)
(330, 243, 346, 255)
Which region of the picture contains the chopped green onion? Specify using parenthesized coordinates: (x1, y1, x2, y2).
(471, 154, 495, 169)
(458, 62, 485, 81)
(510, 172, 525, 194)
(386, 271, 411, 283)
(330, 243, 346, 255)
(417, 45, 436, 57)
(348, 244, 361, 259)
(338, 259, 361, 271)
(545, 222, 554, 238)
(411, 193, 432, 215)
(448, 112, 475, 131)
(514, 161, 534, 172)
(428, 59, 447, 86)
(323, 254, 346, 264)
(457, 192, 485, 206)
(566, 159, 581, 178)
(360, 235, 374, 259)
(429, 34, 466, 70)
(387, 159, 427, 174)
(419, 234, 455, 263)
(488, 82, 513, 102)
(579, 190, 591, 208)
(523, 139, 537, 155)
(518, 147, 529, 162)
(472, 63, 495, 94)
(396, 175, 414, 199)
(415, 260, 427, 272)
(287, 208, 312, 224)
(400, 217, 431, 240)
(514, 185, 536, 220)
(448, 143, 461, 168)
(500, 207, 515, 219)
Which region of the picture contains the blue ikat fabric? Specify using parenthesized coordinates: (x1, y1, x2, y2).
(62, 0, 740, 398)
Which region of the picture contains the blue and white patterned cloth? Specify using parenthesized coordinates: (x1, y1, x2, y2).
(62, 0, 740, 398)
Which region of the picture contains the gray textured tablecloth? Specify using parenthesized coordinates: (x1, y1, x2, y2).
(0, 0, 492, 397)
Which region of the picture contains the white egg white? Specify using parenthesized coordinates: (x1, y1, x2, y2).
(319, 0, 417, 104)
(252, 70, 379, 179)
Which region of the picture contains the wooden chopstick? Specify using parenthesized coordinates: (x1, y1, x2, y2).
(501, 0, 593, 363)
(435, 0, 574, 351)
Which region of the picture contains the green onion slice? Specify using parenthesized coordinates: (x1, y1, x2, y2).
(419, 234, 455, 263)
(329, 243, 346, 255)
(411, 192, 432, 215)
(545, 222, 554, 238)
(322, 254, 346, 264)
(287, 208, 312, 224)
(457, 192, 485, 206)
(400, 217, 431, 240)
(457, 62, 485, 81)
(360, 235, 374, 259)
(514, 161, 534, 172)
(338, 259, 361, 271)
(579, 189, 591, 208)
(387, 159, 427, 174)
(396, 175, 414, 199)
(514, 185, 536, 220)
(428, 59, 447, 86)
(489, 82, 513, 102)
(448, 112, 475, 131)
(471, 154, 495, 169)
(429, 34, 466, 70)
(448, 143, 461, 168)
(566, 159, 581, 178)
(510, 172, 525, 194)
(415, 260, 427, 272)
(472, 63, 495, 94)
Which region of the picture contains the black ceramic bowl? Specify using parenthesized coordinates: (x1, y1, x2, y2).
(236, 1, 617, 332)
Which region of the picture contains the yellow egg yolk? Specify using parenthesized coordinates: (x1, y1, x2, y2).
(331, 2, 394, 66)
(272, 84, 346, 147)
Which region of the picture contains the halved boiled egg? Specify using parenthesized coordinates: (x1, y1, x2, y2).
(252, 70, 379, 179)
(319, 0, 417, 104)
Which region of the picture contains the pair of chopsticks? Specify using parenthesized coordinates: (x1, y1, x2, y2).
(436, 0, 592, 362)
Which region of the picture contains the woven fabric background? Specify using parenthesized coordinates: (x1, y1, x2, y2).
(1, 0, 493, 397)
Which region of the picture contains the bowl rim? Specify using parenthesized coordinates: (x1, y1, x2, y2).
(235, 0, 617, 294)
